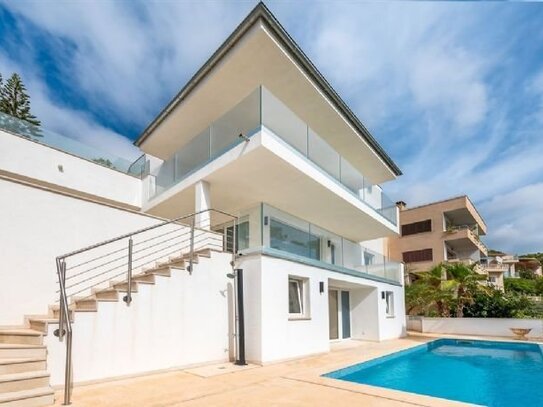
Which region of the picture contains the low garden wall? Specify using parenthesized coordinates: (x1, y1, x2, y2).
(407, 316, 543, 338)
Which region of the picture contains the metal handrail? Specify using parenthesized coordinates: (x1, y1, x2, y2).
(57, 208, 233, 260)
(55, 208, 237, 405)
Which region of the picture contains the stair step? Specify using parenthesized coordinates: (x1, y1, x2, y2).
(0, 386, 54, 406)
(132, 274, 155, 284)
(111, 282, 139, 292)
(0, 331, 42, 346)
(0, 359, 46, 376)
(163, 257, 186, 268)
(144, 267, 171, 277)
(195, 249, 212, 258)
(72, 298, 97, 312)
(182, 254, 199, 264)
(0, 371, 49, 393)
(0, 346, 46, 361)
(92, 289, 119, 301)
(49, 305, 75, 320)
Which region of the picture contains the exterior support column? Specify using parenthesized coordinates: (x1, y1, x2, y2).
(195, 180, 211, 229)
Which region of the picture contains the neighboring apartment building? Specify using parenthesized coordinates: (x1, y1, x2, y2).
(517, 257, 543, 278)
(388, 196, 488, 277)
(478, 254, 518, 290)
(0, 4, 405, 406)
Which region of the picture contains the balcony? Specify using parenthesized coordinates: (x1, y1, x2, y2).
(147, 86, 397, 226)
(444, 225, 488, 256)
(0, 111, 145, 176)
(223, 204, 402, 284)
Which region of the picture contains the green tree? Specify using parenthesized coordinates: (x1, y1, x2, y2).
(504, 278, 538, 295)
(92, 158, 116, 169)
(406, 264, 455, 317)
(443, 262, 488, 317)
(0, 73, 41, 138)
(463, 290, 537, 318)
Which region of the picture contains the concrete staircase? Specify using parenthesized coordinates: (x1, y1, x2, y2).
(0, 248, 216, 406)
(0, 330, 53, 406)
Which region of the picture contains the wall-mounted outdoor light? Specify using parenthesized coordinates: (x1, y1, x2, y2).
(264, 216, 269, 226)
(319, 281, 325, 294)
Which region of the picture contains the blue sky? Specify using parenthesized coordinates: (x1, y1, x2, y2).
(1, 1, 542, 254)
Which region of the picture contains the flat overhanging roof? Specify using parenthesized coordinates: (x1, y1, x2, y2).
(135, 2, 401, 185)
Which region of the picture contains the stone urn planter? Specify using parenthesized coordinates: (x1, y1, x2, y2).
(510, 328, 532, 340)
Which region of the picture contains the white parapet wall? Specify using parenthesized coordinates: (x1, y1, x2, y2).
(407, 316, 543, 338)
(0, 129, 142, 208)
(45, 252, 233, 386)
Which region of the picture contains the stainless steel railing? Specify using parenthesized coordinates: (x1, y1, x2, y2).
(54, 208, 237, 405)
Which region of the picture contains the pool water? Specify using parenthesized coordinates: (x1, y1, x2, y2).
(324, 339, 543, 406)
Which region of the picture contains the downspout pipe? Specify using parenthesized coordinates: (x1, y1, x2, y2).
(235, 268, 247, 365)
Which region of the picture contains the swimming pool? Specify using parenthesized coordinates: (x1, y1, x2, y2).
(324, 339, 543, 406)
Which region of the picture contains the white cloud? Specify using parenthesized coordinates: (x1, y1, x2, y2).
(305, 2, 489, 131)
(0, 51, 140, 162)
(2, 1, 250, 127)
(479, 183, 543, 253)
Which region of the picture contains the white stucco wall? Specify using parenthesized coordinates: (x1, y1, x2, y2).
(45, 252, 233, 386)
(0, 179, 167, 325)
(408, 317, 543, 338)
(0, 129, 142, 208)
(239, 254, 406, 364)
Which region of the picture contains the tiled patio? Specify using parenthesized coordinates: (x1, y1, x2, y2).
(54, 336, 472, 407)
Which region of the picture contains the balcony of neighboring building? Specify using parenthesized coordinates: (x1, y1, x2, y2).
(139, 86, 398, 242)
(442, 197, 488, 257)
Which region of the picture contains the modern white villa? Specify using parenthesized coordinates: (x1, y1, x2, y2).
(0, 3, 405, 406)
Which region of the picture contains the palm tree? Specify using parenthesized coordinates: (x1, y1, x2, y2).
(407, 265, 454, 316)
(443, 262, 488, 317)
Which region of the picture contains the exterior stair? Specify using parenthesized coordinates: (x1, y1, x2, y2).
(0, 330, 53, 406)
(0, 248, 218, 406)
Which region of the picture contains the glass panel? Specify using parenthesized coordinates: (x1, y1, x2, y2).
(261, 87, 308, 155)
(341, 291, 351, 338)
(175, 128, 210, 180)
(270, 218, 320, 260)
(307, 128, 340, 180)
(210, 88, 260, 156)
(225, 221, 250, 253)
(328, 290, 339, 340)
(154, 156, 176, 195)
(341, 238, 363, 271)
(0, 111, 135, 173)
(289, 280, 302, 314)
(340, 158, 365, 197)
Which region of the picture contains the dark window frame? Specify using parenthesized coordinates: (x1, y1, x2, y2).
(402, 248, 433, 263)
(401, 219, 432, 236)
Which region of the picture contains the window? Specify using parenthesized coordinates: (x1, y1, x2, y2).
(385, 291, 394, 317)
(225, 221, 250, 253)
(288, 277, 309, 318)
(401, 219, 432, 236)
(403, 248, 433, 263)
(270, 218, 320, 260)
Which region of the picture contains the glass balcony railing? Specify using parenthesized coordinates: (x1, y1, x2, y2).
(149, 86, 397, 225)
(0, 111, 144, 176)
(223, 203, 402, 284)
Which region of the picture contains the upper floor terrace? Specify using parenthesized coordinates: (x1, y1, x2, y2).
(141, 86, 398, 241)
